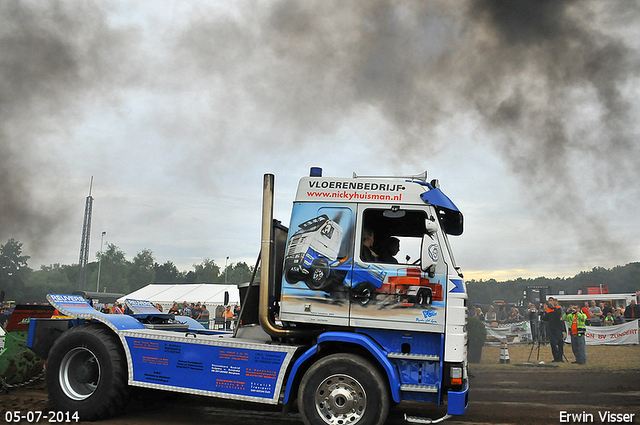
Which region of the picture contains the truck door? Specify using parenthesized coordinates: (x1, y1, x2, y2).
(349, 204, 448, 333)
(279, 204, 355, 326)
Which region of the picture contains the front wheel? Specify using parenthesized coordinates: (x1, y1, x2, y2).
(352, 282, 377, 306)
(298, 353, 390, 425)
(46, 323, 130, 421)
(306, 258, 330, 290)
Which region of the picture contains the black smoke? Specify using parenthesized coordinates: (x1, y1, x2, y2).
(0, 1, 139, 257)
(1, 0, 638, 270)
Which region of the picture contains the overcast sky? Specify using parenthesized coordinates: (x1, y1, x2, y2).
(1, 0, 639, 282)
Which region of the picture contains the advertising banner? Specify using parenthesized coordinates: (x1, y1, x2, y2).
(565, 320, 639, 345)
(484, 321, 533, 343)
(123, 333, 295, 403)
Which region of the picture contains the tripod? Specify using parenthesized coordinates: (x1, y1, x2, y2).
(527, 320, 569, 363)
(527, 319, 545, 362)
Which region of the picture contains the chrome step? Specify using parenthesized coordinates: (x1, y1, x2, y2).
(400, 384, 438, 393)
(387, 352, 440, 362)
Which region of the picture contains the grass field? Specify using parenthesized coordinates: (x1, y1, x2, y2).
(473, 343, 640, 370)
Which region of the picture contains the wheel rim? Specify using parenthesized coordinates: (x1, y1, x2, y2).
(315, 373, 367, 425)
(312, 268, 326, 283)
(357, 286, 372, 306)
(59, 347, 101, 401)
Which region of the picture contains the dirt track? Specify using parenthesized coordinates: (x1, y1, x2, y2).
(1, 367, 639, 425)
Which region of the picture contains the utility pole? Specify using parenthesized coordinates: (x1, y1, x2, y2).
(96, 231, 106, 292)
(77, 177, 94, 290)
(225, 256, 229, 284)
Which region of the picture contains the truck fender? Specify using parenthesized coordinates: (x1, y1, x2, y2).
(282, 343, 318, 405)
(282, 332, 401, 405)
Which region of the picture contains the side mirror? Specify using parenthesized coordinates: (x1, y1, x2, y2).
(421, 234, 439, 276)
(425, 218, 438, 235)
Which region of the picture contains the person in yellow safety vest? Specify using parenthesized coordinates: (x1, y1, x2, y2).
(563, 304, 587, 365)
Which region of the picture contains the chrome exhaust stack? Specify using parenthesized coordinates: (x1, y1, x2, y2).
(259, 174, 304, 339)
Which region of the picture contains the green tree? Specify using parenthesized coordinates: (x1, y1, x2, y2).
(128, 249, 156, 290)
(153, 260, 185, 283)
(193, 258, 220, 282)
(0, 238, 32, 302)
(25, 264, 74, 302)
(225, 262, 253, 284)
(96, 243, 131, 293)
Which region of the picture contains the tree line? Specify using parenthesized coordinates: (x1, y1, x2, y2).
(467, 263, 640, 305)
(2, 238, 638, 305)
(0, 238, 256, 303)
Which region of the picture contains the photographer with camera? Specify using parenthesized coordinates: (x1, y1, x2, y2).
(563, 304, 587, 365)
(542, 297, 565, 362)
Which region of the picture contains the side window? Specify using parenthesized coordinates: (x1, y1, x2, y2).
(320, 224, 334, 239)
(360, 208, 428, 264)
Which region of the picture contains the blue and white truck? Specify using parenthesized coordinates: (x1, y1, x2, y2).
(28, 168, 468, 425)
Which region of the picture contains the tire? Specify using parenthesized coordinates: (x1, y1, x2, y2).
(306, 258, 330, 290)
(285, 266, 301, 284)
(352, 282, 377, 306)
(45, 323, 130, 421)
(298, 353, 390, 425)
(417, 288, 433, 306)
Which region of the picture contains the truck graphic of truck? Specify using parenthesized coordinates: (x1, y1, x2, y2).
(283, 214, 344, 290)
(351, 265, 443, 307)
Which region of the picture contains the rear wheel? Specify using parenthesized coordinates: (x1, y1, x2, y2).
(417, 288, 433, 306)
(298, 353, 390, 425)
(46, 323, 129, 421)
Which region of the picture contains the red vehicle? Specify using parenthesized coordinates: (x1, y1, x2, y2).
(382, 267, 444, 306)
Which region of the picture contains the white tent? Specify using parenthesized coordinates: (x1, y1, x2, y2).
(118, 283, 241, 313)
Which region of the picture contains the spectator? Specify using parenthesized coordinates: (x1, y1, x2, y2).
(468, 305, 478, 318)
(222, 305, 234, 330)
(101, 304, 111, 314)
(191, 303, 201, 320)
(155, 303, 163, 312)
(497, 306, 508, 324)
(168, 302, 180, 315)
(484, 306, 497, 323)
(623, 299, 640, 321)
(588, 300, 603, 326)
(562, 304, 587, 365)
(193, 302, 202, 319)
(507, 307, 522, 322)
(604, 311, 614, 326)
(542, 297, 565, 362)
(112, 301, 124, 314)
(181, 301, 191, 317)
(604, 312, 613, 326)
(581, 302, 591, 324)
(199, 304, 210, 328)
(602, 301, 614, 318)
(613, 308, 625, 325)
(475, 307, 484, 321)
